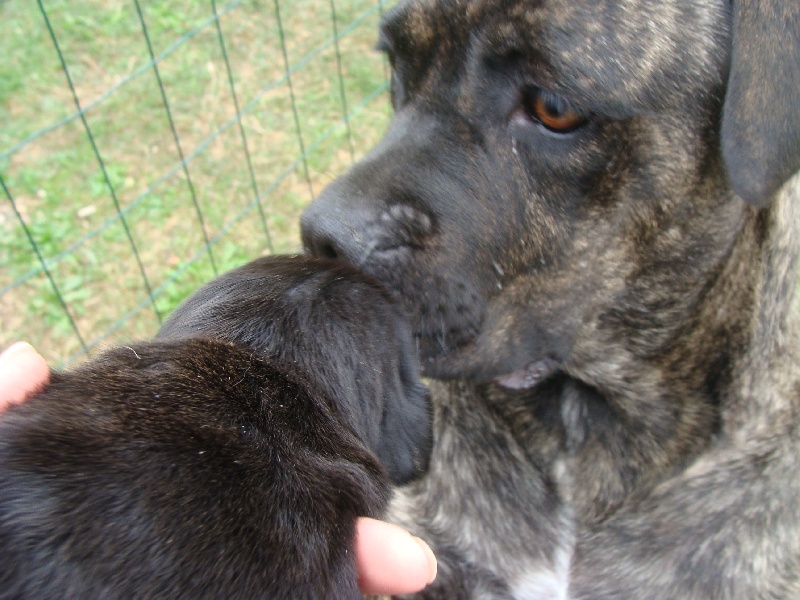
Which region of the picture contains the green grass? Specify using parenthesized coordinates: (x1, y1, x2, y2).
(0, 0, 393, 366)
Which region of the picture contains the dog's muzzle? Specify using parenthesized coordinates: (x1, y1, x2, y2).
(301, 185, 434, 268)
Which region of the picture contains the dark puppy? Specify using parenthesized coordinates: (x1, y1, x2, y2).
(158, 255, 430, 484)
(0, 255, 430, 599)
(301, 0, 800, 598)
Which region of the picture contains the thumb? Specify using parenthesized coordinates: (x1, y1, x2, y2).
(0, 342, 50, 411)
(355, 517, 437, 595)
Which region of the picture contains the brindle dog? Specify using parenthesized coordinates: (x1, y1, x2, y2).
(301, 0, 800, 597)
(0, 256, 430, 599)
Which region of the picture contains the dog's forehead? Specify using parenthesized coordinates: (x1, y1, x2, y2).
(382, 0, 730, 114)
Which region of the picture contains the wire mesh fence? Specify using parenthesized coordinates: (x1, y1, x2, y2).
(1, 0, 391, 368)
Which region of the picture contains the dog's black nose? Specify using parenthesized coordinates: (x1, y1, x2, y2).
(301, 180, 434, 266)
(300, 190, 369, 263)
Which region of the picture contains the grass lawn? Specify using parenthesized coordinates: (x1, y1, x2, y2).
(1, 0, 392, 366)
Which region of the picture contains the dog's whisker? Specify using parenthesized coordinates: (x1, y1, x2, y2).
(358, 240, 378, 267)
(437, 317, 450, 355)
(124, 346, 141, 360)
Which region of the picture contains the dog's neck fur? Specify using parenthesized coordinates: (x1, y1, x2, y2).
(480, 173, 800, 524)
(725, 173, 800, 434)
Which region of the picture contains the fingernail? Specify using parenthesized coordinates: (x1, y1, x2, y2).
(0, 342, 36, 370)
(412, 536, 437, 584)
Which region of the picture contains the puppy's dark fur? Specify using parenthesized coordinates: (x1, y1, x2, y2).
(0, 256, 430, 599)
(301, 0, 800, 597)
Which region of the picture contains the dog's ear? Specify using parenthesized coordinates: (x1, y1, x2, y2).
(721, 0, 800, 207)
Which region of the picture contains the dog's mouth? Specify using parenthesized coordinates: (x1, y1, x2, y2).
(415, 326, 564, 387)
(408, 292, 567, 386)
(493, 357, 561, 390)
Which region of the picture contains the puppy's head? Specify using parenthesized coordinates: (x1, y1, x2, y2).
(301, 0, 800, 389)
(158, 255, 431, 484)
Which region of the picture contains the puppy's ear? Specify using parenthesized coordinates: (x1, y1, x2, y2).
(721, 0, 800, 207)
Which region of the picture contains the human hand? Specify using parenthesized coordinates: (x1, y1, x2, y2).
(0, 342, 49, 410)
(356, 516, 437, 595)
(0, 342, 436, 595)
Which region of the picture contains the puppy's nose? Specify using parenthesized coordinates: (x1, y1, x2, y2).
(301, 184, 434, 266)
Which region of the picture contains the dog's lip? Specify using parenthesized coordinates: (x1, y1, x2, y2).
(418, 345, 562, 387)
(493, 357, 560, 390)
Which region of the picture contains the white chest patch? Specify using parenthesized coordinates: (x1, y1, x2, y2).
(511, 572, 568, 599)
(511, 543, 571, 599)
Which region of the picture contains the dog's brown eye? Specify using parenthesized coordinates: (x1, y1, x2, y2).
(525, 89, 586, 133)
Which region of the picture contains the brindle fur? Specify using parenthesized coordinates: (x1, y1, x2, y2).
(301, 0, 800, 597)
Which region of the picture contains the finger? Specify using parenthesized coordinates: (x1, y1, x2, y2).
(355, 517, 437, 595)
(0, 342, 50, 411)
